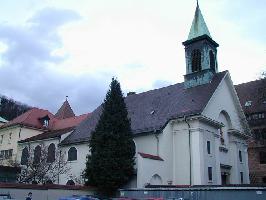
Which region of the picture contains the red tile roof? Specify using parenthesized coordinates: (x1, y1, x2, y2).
(1, 105, 90, 143)
(2, 108, 56, 130)
(55, 100, 75, 119)
(53, 114, 89, 130)
(138, 152, 164, 161)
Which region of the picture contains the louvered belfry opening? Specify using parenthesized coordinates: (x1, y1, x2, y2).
(192, 49, 202, 72)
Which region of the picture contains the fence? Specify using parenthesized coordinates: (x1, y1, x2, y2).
(0, 183, 95, 200)
(120, 185, 266, 200)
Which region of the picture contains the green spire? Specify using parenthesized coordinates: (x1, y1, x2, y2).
(187, 2, 211, 40)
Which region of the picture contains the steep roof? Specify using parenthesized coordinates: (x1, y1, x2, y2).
(61, 71, 227, 145)
(55, 100, 75, 120)
(1, 108, 56, 130)
(235, 78, 266, 114)
(187, 3, 211, 40)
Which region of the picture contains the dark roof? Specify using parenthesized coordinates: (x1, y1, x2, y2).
(61, 71, 227, 145)
(18, 127, 74, 143)
(235, 78, 266, 114)
(55, 100, 75, 119)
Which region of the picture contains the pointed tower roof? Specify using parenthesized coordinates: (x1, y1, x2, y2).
(187, 2, 211, 40)
(55, 99, 75, 120)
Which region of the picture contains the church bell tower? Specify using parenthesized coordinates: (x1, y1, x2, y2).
(183, 2, 219, 88)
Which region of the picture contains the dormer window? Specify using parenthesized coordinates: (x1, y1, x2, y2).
(43, 119, 49, 127)
(39, 115, 50, 128)
(244, 101, 252, 107)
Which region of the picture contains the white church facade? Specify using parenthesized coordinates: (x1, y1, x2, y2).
(58, 3, 250, 187)
(16, 3, 250, 187)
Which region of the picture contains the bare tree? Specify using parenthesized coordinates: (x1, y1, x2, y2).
(18, 144, 70, 184)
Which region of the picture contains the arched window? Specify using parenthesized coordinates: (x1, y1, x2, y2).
(191, 49, 201, 72)
(46, 179, 53, 184)
(33, 145, 41, 164)
(21, 147, 29, 165)
(66, 180, 75, 185)
(218, 111, 232, 145)
(68, 147, 77, 161)
(150, 174, 163, 185)
(47, 143, 55, 163)
(209, 50, 215, 71)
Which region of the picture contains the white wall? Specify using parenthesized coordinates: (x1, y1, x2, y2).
(60, 143, 90, 185)
(0, 126, 43, 164)
(202, 75, 249, 184)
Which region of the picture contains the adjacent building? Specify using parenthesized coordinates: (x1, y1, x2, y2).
(236, 78, 266, 184)
(0, 99, 88, 167)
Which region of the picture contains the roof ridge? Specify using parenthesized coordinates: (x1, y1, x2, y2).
(127, 82, 183, 97)
(235, 78, 266, 87)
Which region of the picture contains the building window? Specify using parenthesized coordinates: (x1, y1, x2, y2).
(239, 150, 243, 162)
(33, 145, 41, 164)
(259, 152, 266, 164)
(208, 167, 213, 181)
(2, 149, 13, 159)
(191, 49, 201, 72)
(0, 150, 4, 159)
(244, 101, 252, 107)
(209, 50, 215, 71)
(219, 128, 225, 145)
(0, 135, 3, 144)
(262, 177, 266, 183)
(66, 180, 75, 185)
(8, 133, 12, 144)
(240, 172, 244, 184)
(207, 141, 211, 154)
(43, 119, 49, 127)
(68, 147, 77, 161)
(21, 147, 29, 165)
(47, 143, 56, 163)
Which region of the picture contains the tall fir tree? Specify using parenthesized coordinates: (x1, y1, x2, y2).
(84, 78, 135, 196)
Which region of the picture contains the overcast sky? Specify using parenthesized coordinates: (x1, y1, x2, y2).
(0, 0, 265, 115)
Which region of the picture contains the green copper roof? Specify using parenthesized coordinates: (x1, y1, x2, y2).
(187, 4, 211, 40)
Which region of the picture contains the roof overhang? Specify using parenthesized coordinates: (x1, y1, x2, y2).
(182, 34, 219, 47)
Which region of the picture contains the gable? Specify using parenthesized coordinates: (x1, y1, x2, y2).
(202, 72, 249, 133)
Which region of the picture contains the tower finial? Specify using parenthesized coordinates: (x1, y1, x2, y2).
(66, 95, 69, 101)
(197, 0, 199, 7)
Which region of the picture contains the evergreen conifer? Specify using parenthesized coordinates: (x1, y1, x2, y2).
(84, 78, 135, 196)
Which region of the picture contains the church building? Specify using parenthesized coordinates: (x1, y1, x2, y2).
(59, 3, 251, 187)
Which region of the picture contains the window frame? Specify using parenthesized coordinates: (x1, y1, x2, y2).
(239, 150, 243, 163)
(259, 151, 266, 164)
(240, 172, 244, 184)
(67, 147, 77, 162)
(207, 141, 211, 155)
(191, 49, 202, 72)
(208, 167, 213, 182)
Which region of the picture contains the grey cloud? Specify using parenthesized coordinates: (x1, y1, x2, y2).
(0, 7, 109, 115)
